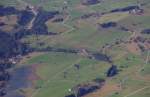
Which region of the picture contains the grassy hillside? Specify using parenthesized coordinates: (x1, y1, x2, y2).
(0, 0, 150, 97)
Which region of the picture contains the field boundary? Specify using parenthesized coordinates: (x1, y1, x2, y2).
(123, 86, 150, 97)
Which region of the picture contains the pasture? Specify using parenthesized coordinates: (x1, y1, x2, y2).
(23, 52, 110, 97)
(0, 0, 150, 97)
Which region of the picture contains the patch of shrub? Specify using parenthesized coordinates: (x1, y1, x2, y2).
(100, 22, 117, 28)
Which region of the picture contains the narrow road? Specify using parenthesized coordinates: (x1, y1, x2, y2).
(123, 86, 150, 97)
(122, 50, 150, 97)
(17, 0, 38, 29)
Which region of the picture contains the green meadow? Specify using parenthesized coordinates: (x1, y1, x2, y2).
(1, 0, 150, 97)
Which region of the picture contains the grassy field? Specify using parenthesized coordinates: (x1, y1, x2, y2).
(24, 52, 110, 97)
(0, 0, 19, 6)
(1, 0, 150, 97)
(22, 50, 149, 97)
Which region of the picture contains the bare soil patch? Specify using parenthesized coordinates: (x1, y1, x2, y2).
(126, 42, 141, 55)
